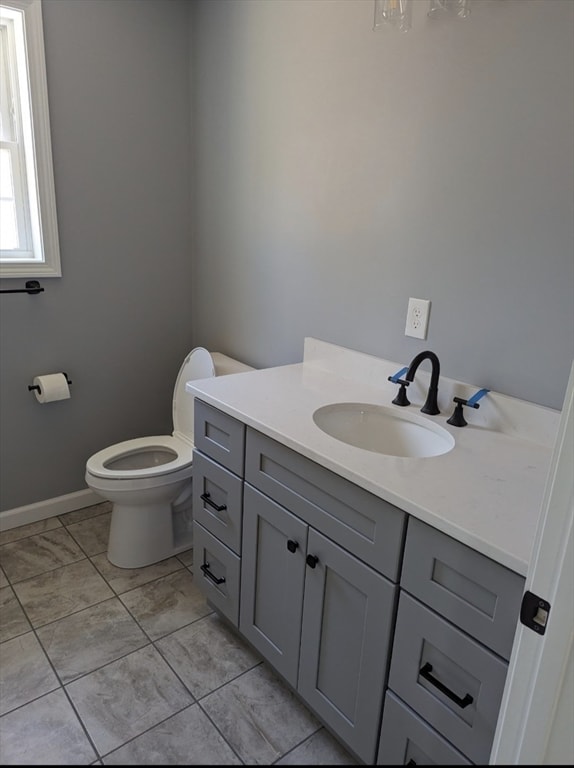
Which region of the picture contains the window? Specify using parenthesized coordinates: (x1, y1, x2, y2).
(0, 0, 60, 278)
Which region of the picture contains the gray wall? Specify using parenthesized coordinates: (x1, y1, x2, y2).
(1, 0, 572, 512)
(191, 0, 573, 410)
(0, 0, 193, 511)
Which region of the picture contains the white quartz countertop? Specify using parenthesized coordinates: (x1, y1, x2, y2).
(187, 339, 559, 576)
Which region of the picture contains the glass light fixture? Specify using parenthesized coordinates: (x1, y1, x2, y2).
(428, 0, 471, 20)
(373, 0, 413, 33)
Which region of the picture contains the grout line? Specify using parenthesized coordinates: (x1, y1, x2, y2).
(60, 685, 102, 762)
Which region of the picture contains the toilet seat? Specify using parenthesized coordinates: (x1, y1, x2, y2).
(86, 435, 193, 480)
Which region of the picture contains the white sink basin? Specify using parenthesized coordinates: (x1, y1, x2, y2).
(313, 402, 455, 458)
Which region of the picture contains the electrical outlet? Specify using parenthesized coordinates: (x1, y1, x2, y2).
(405, 298, 431, 339)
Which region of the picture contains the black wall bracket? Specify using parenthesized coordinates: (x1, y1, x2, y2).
(0, 280, 44, 294)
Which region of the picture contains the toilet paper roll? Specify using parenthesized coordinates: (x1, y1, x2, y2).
(32, 373, 71, 403)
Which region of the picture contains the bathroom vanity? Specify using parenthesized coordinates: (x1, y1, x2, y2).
(187, 338, 558, 765)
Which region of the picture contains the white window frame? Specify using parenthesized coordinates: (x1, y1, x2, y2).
(0, 0, 60, 278)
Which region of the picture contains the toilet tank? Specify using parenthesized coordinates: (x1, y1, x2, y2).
(172, 349, 254, 445)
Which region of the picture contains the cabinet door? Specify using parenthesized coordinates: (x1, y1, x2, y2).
(298, 529, 398, 765)
(239, 485, 308, 687)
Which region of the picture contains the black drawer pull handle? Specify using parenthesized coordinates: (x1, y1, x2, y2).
(419, 662, 473, 709)
(287, 539, 299, 553)
(200, 562, 226, 585)
(306, 554, 319, 568)
(200, 492, 227, 512)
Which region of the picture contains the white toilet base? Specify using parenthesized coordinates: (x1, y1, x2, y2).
(107, 500, 192, 569)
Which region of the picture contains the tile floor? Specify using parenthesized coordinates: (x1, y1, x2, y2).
(0, 502, 358, 765)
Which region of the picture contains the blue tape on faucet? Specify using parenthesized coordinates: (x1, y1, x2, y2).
(467, 388, 490, 407)
(390, 366, 408, 383)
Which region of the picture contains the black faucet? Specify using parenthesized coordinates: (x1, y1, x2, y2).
(399, 350, 441, 415)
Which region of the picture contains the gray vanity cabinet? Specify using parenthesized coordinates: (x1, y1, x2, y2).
(192, 400, 525, 767)
(240, 484, 397, 765)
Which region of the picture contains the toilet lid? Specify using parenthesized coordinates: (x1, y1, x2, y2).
(172, 347, 215, 440)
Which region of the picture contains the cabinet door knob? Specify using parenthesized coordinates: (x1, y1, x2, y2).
(306, 554, 319, 568)
(287, 539, 299, 553)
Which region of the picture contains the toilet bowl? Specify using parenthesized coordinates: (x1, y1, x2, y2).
(85, 348, 253, 569)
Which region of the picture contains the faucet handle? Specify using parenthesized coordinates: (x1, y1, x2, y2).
(465, 388, 490, 408)
(388, 370, 411, 407)
(447, 389, 490, 427)
(446, 399, 469, 427)
(389, 366, 408, 383)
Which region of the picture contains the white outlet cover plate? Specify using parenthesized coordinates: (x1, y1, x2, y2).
(405, 298, 431, 339)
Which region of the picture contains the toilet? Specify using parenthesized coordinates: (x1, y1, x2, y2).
(85, 348, 253, 569)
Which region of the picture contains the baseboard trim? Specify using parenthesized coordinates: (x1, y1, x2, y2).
(0, 489, 102, 532)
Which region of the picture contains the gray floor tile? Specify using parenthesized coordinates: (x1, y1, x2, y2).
(13, 559, 114, 627)
(0, 585, 31, 642)
(66, 513, 112, 556)
(66, 645, 193, 756)
(0, 512, 358, 765)
(276, 727, 359, 765)
(156, 613, 260, 699)
(58, 502, 112, 526)
(36, 598, 148, 684)
(103, 703, 241, 765)
(119, 569, 212, 641)
(90, 553, 183, 594)
(0, 528, 85, 583)
(0, 632, 60, 716)
(0, 688, 97, 764)
(176, 548, 193, 568)
(0, 517, 62, 546)
(200, 663, 320, 764)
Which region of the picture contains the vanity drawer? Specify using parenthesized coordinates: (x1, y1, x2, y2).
(245, 428, 406, 580)
(194, 400, 246, 476)
(378, 691, 472, 765)
(401, 518, 524, 660)
(193, 451, 243, 554)
(193, 521, 240, 626)
(389, 592, 507, 765)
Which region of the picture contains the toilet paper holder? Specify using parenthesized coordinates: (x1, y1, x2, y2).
(28, 372, 72, 393)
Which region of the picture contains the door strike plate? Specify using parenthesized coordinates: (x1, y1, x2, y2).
(520, 590, 551, 635)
